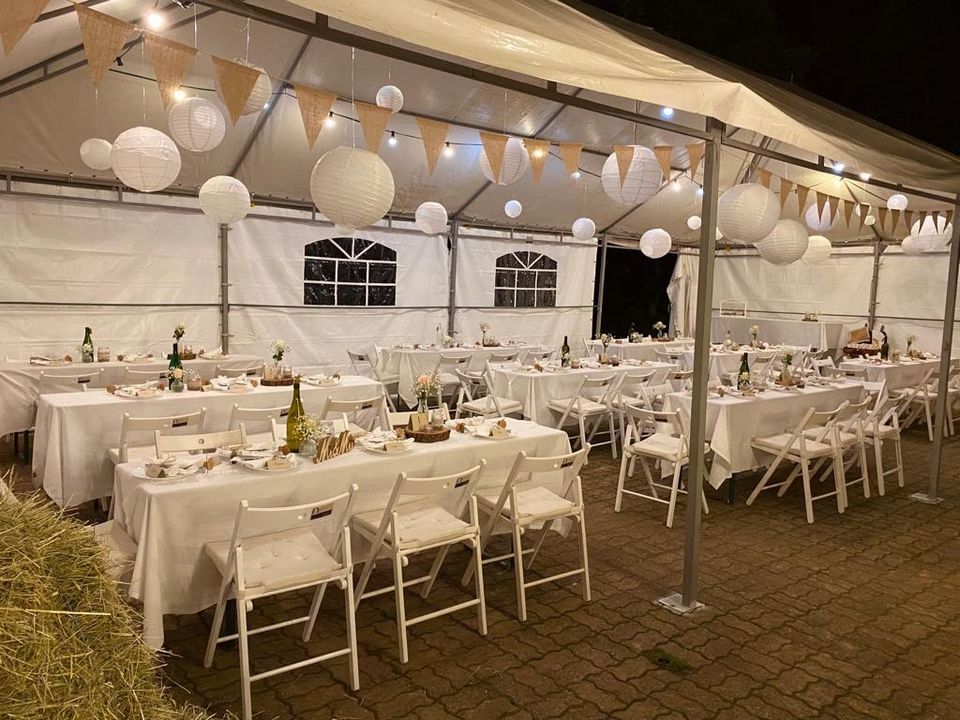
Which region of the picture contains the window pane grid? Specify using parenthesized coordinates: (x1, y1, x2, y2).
(495, 252, 557, 308)
(303, 237, 397, 307)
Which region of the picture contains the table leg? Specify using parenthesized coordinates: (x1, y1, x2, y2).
(726, 476, 736, 505)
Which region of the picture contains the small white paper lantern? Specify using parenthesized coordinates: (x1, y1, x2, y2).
(601, 145, 662, 206)
(80, 138, 113, 170)
(755, 219, 809, 266)
(415, 201, 448, 235)
(717, 183, 780, 243)
(310, 146, 395, 230)
(480, 137, 529, 185)
(640, 228, 671, 258)
(911, 215, 953, 251)
(804, 200, 838, 232)
(864, 215, 876, 226)
(900, 235, 926, 255)
(887, 193, 909, 211)
(111, 127, 181, 192)
(504, 200, 523, 218)
(199, 175, 250, 224)
(687, 215, 702, 230)
(376, 85, 404, 113)
(572, 217, 596, 240)
(168, 97, 226, 152)
(802, 234, 832, 264)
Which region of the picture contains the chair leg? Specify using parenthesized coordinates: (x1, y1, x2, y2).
(420, 545, 451, 598)
(609, 412, 618, 459)
(577, 510, 591, 603)
(302, 582, 328, 642)
(857, 441, 871, 499)
(392, 551, 409, 664)
(614, 451, 629, 512)
(666, 463, 682, 528)
(925, 400, 934, 442)
(873, 439, 886, 496)
(471, 536, 488, 636)
(747, 449, 788, 505)
(203, 584, 230, 668)
(344, 577, 360, 691)
(800, 460, 815, 524)
(527, 519, 554, 571)
(512, 523, 528, 622)
(833, 452, 847, 513)
(578, 414, 588, 464)
(894, 437, 904, 487)
(236, 597, 253, 720)
(353, 553, 376, 610)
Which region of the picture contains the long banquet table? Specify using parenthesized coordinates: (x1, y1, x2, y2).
(712, 314, 846, 351)
(839, 357, 939, 390)
(32, 376, 382, 508)
(0, 354, 262, 438)
(112, 419, 571, 648)
(584, 338, 693, 363)
(679, 346, 807, 381)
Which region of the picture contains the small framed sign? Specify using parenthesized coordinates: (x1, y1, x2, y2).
(409, 412, 431, 432)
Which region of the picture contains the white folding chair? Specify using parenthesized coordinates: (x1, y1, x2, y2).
(433, 353, 472, 402)
(353, 462, 487, 663)
(386, 411, 412, 428)
(746, 403, 849, 523)
(811, 356, 837, 377)
(215, 363, 264, 378)
(228, 404, 286, 445)
(547, 375, 620, 461)
(155, 427, 246, 456)
(903, 367, 955, 441)
(123, 366, 168, 384)
(863, 394, 905, 495)
(613, 368, 656, 444)
(489, 349, 519, 362)
(800, 398, 872, 507)
(318, 394, 387, 433)
(526, 348, 555, 362)
(39, 368, 104, 394)
(750, 353, 776, 383)
(655, 348, 683, 365)
(110, 408, 207, 465)
(454, 369, 523, 419)
(463, 448, 591, 621)
(348, 349, 400, 412)
(615, 407, 710, 527)
(203, 487, 359, 720)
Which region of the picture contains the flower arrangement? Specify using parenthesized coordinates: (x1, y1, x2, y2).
(443, 334, 454, 348)
(906, 334, 918, 345)
(782, 351, 794, 366)
(173, 323, 185, 342)
(414, 373, 441, 412)
(598, 333, 610, 349)
(738, 370, 751, 389)
(168, 366, 184, 391)
(294, 412, 321, 443)
(653, 320, 666, 338)
(271, 339, 289, 365)
(628, 330, 642, 343)
(749, 324, 760, 346)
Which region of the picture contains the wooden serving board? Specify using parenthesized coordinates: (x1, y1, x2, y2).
(261, 377, 294, 386)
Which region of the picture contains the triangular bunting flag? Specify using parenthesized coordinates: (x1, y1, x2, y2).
(946, 209, 955, 227)
(829, 197, 841, 224)
(558, 142, 583, 176)
(144, 34, 197, 107)
(815, 191, 828, 220)
(355, 101, 392, 153)
(685, 143, 704, 177)
(613, 145, 635, 187)
(293, 84, 336, 148)
(858, 204, 870, 230)
(796, 185, 810, 211)
(757, 168, 772, 188)
(76, 5, 135, 86)
(524, 139, 551, 184)
(0, 0, 48, 55)
(842, 199, 855, 227)
(891, 208, 901, 231)
(211, 56, 260, 124)
(479, 131, 509, 183)
(904, 210, 915, 233)
(877, 206, 888, 230)
(653, 145, 673, 183)
(416, 117, 448, 173)
(918, 210, 928, 232)
(779, 179, 794, 210)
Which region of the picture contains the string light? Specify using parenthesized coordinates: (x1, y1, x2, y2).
(532, 147, 545, 159)
(172, 88, 187, 102)
(324, 112, 336, 128)
(660, 107, 674, 119)
(695, 187, 704, 197)
(670, 179, 682, 192)
(831, 161, 845, 174)
(571, 170, 581, 180)
(388, 131, 398, 147)
(443, 141, 454, 157)
(859, 172, 872, 181)
(145, 9, 164, 30)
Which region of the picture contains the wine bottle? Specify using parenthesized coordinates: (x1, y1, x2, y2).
(167, 341, 182, 388)
(561, 335, 571, 367)
(81, 326, 94, 363)
(286, 377, 305, 452)
(737, 352, 751, 389)
(880, 325, 889, 361)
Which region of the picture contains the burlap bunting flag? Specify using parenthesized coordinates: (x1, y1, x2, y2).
(842, 199, 855, 227)
(144, 34, 197, 107)
(211, 56, 261, 124)
(76, 5, 135, 86)
(558, 142, 583, 176)
(653, 145, 673, 183)
(613, 145, 635, 187)
(686, 143, 704, 176)
(0, 0, 48, 55)
(918, 210, 929, 232)
(524, 139, 551, 184)
(416, 117, 448, 173)
(779, 179, 794, 210)
(815, 191, 828, 220)
(796, 185, 810, 211)
(858, 204, 870, 230)
(757, 168, 772, 188)
(877, 206, 888, 230)
(479, 131, 508, 182)
(891, 208, 901, 231)
(946, 209, 955, 227)
(904, 210, 915, 233)
(355, 101, 392, 153)
(829, 197, 841, 224)
(293, 84, 336, 148)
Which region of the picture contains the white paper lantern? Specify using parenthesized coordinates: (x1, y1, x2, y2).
(572, 217, 596, 240)
(687, 215, 702, 230)
(376, 85, 404, 113)
(887, 193, 909, 211)
(480, 137, 529, 185)
(804, 200, 838, 232)
(601, 145, 662, 206)
(900, 235, 926, 255)
(199, 175, 250, 224)
(309, 147, 395, 230)
(80, 138, 113, 171)
(717, 183, 780, 243)
(864, 215, 876, 226)
(415, 201, 448, 235)
(802, 235, 832, 264)
(640, 228, 671, 258)
(504, 200, 522, 218)
(168, 97, 225, 152)
(911, 215, 953, 251)
(754, 219, 809, 266)
(110, 127, 181, 192)
(215, 61, 271, 116)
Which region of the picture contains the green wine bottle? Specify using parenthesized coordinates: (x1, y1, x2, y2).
(286, 377, 305, 452)
(737, 352, 751, 389)
(81, 326, 94, 363)
(167, 341, 182, 389)
(561, 335, 571, 367)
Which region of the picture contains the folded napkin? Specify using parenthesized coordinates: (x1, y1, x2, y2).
(202, 346, 224, 358)
(144, 456, 198, 479)
(209, 374, 250, 391)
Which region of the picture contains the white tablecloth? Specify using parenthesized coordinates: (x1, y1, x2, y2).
(664, 383, 865, 488)
(839, 358, 939, 390)
(713, 315, 846, 351)
(0, 354, 262, 438)
(489, 361, 675, 425)
(32, 376, 382, 508)
(585, 339, 693, 362)
(112, 419, 570, 648)
(679, 347, 805, 381)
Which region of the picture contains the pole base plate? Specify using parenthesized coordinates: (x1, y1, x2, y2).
(909, 492, 944, 505)
(657, 592, 705, 615)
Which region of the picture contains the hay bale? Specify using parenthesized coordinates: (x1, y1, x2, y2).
(0, 481, 227, 719)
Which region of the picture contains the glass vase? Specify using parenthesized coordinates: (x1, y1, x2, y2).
(170, 379, 184, 393)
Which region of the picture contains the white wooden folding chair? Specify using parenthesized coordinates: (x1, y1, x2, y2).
(228, 404, 286, 445)
(548, 375, 620, 461)
(433, 352, 472, 403)
(110, 408, 207, 465)
(347, 349, 400, 411)
(800, 398, 872, 507)
(463, 448, 590, 621)
(386, 411, 412, 428)
(155, 427, 246, 455)
(203, 487, 359, 720)
(318, 394, 388, 433)
(39, 368, 104, 394)
(903, 367, 955, 441)
(353, 462, 487, 663)
(123, 366, 168, 383)
(613, 368, 657, 443)
(750, 353, 776, 383)
(615, 407, 710, 527)
(215, 363, 264, 378)
(454, 369, 523, 419)
(746, 403, 849, 523)
(526, 348, 555, 362)
(490, 349, 519, 362)
(863, 394, 905, 495)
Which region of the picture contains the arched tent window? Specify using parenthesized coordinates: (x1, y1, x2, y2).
(495, 251, 557, 308)
(303, 237, 397, 306)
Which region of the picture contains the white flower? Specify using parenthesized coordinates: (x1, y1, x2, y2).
(480, 322, 491, 333)
(750, 325, 760, 336)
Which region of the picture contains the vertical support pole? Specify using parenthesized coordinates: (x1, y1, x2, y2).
(867, 242, 884, 330)
(595, 234, 608, 336)
(447, 217, 460, 337)
(913, 195, 960, 504)
(219, 223, 230, 354)
(659, 118, 722, 614)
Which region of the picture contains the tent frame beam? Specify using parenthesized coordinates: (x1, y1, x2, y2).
(594, 234, 608, 335)
(867, 243, 885, 329)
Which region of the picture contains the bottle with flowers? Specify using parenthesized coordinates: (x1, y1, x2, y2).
(414, 373, 441, 414)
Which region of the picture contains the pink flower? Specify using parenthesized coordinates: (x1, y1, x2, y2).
(416, 374, 431, 385)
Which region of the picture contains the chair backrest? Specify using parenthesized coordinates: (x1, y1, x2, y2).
(456, 369, 510, 416)
(486, 448, 588, 521)
(39, 369, 104, 394)
(319, 394, 387, 431)
(346, 349, 374, 377)
(155, 426, 247, 455)
(124, 367, 168, 383)
(783, 402, 849, 455)
(387, 411, 412, 428)
(229, 404, 287, 442)
(579, 374, 619, 407)
(839, 366, 868, 380)
(624, 406, 687, 454)
(811, 357, 837, 376)
(837, 397, 872, 433)
(215, 363, 263, 378)
(117, 408, 206, 463)
(489, 349, 519, 362)
(526, 348, 554, 361)
(435, 353, 471, 374)
(618, 368, 657, 408)
(668, 369, 693, 391)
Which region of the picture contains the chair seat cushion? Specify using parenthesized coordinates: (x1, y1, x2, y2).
(479, 485, 574, 520)
(108, 444, 156, 466)
(354, 504, 472, 548)
(460, 396, 523, 416)
(752, 433, 833, 456)
(802, 426, 858, 445)
(864, 424, 898, 438)
(547, 397, 609, 416)
(625, 433, 708, 461)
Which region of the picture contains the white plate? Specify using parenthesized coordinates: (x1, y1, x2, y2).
(303, 376, 341, 387)
(115, 389, 164, 399)
(360, 442, 416, 455)
(132, 465, 200, 481)
(245, 455, 302, 472)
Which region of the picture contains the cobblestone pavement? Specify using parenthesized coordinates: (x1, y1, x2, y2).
(8, 426, 960, 719)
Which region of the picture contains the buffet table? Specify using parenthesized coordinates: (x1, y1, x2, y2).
(713, 315, 846, 351)
(839, 357, 939, 390)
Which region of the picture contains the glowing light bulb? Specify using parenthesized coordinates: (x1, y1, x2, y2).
(145, 10, 164, 30)
(388, 131, 398, 147)
(571, 170, 581, 180)
(660, 107, 675, 119)
(859, 172, 871, 181)
(832, 161, 845, 174)
(443, 141, 454, 157)
(532, 147, 545, 159)
(324, 112, 336, 128)
(670, 180, 682, 192)
(262, 102, 270, 110)
(695, 187, 704, 197)
(172, 88, 187, 102)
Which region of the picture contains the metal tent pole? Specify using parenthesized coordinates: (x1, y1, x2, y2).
(867, 242, 884, 330)
(219, 223, 230, 354)
(595, 234, 608, 336)
(658, 119, 722, 614)
(913, 195, 960, 504)
(447, 218, 460, 337)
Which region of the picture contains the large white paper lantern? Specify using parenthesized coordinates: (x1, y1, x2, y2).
(199, 175, 250, 224)
(640, 228, 671, 258)
(864, 215, 876, 227)
(804, 200, 838, 232)
(802, 235, 832, 264)
(717, 183, 780, 243)
(415, 201, 448, 235)
(80, 138, 113, 171)
(572, 217, 596, 240)
(111, 127, 181, 192)
(376, 85, 404, 113)
(911, 215, 953, 251)
(480, 137, 529, 185)
(601, 145, 662, 206)
(900, 235, 926, 255)
(168, 97, 225, 152)
(887, 193, 909, 211)
(215, 61, 271, 116)
(504, 200, 522, 218)
(687, 215, 702, 230)
(755, 219, 809, 266)
(309, 147, 395, 230)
